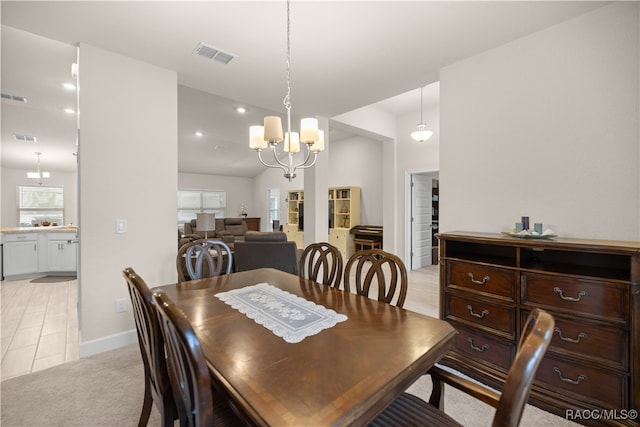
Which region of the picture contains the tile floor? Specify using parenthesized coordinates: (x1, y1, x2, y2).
(0, 264, 439, 381)
(1, 275, 79, 380)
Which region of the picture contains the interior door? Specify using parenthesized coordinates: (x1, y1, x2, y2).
(411, 174, 432, 269)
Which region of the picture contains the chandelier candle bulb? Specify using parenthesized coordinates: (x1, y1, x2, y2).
(300, 118, 319, 143)
(310, 130, 325, 152)
(284, 132, 300, 153)
(250, 126, 268, 150)
(264, 116, 284, 143)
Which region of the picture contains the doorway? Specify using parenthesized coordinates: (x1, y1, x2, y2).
(409, 171, 439, 270)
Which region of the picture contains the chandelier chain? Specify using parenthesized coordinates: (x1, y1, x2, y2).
(283, 0, 292, 136)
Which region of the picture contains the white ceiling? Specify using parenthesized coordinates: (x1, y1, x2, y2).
(1, 1, 607, 177)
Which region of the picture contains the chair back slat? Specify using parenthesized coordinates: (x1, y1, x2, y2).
(177, 239, 233, 282)
(344, 249, 408, 308)
(299, 242, 343, 288)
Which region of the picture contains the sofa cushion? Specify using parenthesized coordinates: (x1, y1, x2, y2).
(244, 231, 287, 242)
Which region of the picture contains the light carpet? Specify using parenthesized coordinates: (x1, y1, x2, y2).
(1, 344, 578, 426)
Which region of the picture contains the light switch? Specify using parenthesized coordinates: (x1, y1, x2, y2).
(116, 219, 127, 234)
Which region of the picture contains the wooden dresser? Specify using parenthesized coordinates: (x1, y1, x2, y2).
(438, 232, 639, 426)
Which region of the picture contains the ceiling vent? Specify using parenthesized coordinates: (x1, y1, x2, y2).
(13, 134, 37, 143)
(193, 42, 235, 65)
(1, 93, 28, 103)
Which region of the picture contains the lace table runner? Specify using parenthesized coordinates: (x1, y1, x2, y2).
(215, 283, 347, 343)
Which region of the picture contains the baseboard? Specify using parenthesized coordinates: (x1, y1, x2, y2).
(79, 329, 138, 357)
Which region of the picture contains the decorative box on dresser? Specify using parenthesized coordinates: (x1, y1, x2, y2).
(437, 232, 639, 426)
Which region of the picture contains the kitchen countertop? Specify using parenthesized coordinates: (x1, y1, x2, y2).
(0, 226, 77, 234)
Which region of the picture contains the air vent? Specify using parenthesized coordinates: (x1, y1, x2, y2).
(13, 134, 37, 143)
(193, 42, 235, 65)
(1, 93, 28, 103)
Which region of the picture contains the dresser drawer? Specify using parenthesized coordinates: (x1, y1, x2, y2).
(522, 310, 628, 370)
(522, 273, 627, 323)
(446, 294, 515, 339)
(451, 324, 515, 371)
(447, 261, 517, 301)
(536, 354, 627, 409)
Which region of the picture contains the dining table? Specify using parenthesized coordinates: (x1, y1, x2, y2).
(153, 267, 457, 426)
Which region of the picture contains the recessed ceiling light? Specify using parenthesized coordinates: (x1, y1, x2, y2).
(63, 83, 76, 90)
(64, 108, 75, 114)
(195, 131, 204, 137)
(235, 107, 247, 114)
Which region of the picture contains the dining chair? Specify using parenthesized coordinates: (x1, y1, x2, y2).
(152, 290, 243, 427)
(122, 268, 178, 427)
(343, 249, 408, 308)
(176, 239, 233, 282)
(370, 308, 555, 427)
(298, 242, 344, 288)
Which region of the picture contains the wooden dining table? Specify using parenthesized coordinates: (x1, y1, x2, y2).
(154, 268, 456, 426)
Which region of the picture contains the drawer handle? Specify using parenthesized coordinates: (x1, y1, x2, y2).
(554, 327, 587, 344)
(553, 287, 587, 302)
(466, 305, 489, 319)
(553, 367, 587, 385)
(468, 273, 490, 285)
(467, 338, 489, 352)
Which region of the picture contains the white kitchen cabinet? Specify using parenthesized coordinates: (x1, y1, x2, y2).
(3, 233, 39, 276)
(47, 233, 77, 272)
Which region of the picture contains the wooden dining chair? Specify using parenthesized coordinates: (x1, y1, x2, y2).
(370, 308, 555, 427)
(343, 249, 408, 308)
(298, 242, 344, 288)
(176, 239, 233, 282)
(122, 268, 178, 427)
(152, 291, 243, 427)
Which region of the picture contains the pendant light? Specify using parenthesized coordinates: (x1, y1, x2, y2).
(410, 86, 433, 142)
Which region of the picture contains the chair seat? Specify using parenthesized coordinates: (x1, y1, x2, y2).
(370, 393, 461, 427)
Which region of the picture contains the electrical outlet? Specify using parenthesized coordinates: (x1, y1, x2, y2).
(115, 298, 128, 313)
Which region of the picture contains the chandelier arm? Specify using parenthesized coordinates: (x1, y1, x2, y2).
(256, 149, 289, 174)
(293, 152, 319, 171)
(293, 143, 313, 167)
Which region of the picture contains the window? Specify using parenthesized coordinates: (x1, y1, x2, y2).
(177, 190, 226, 228)
(267, 188, 280, 229)
(17, 186, 64, 227)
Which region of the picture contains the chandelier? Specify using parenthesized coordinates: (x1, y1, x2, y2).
(410, 86, 433, 142)
(249, 0, 324, 181)
(27, 152, 50, 185)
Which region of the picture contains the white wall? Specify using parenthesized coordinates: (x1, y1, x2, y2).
(329, 135, 383, 225)
(179, 172, 253, 222)
(1, 167, 78, 227)
(78, 44, 177, 355)
(440, 2, 639, 241)
(332, 106, 399, 252)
